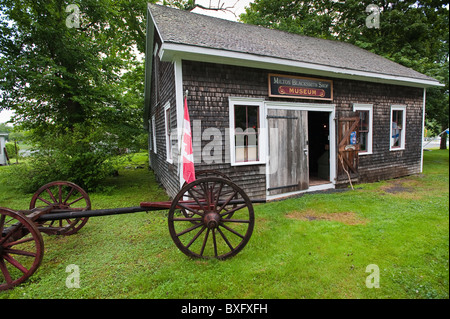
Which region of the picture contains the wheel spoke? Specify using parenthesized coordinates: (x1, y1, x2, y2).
(63, 187, 76, 205)
(4, 248, 37, 258)
(0, 224, 22, 245)
(37, 197, 52, 206)
(4, 236, 35, 248)
(199, 228, 210, 256)
(3, 253, 29, 274)
(219, 222, 245, 239)
(213, 182, 224, 212)
(66, 196, 84, 206)
(175, 222, 203, 237)
(212, 229, 218, 257)
(216, 227, 234, 251)
(187, 188, 206, 212)
(217, 190, 238, 212)
(185, 226, 206, 249)
(0, 259, 13, 285)
(0, 214, 5, 234)
(221, 219, 250, 224)
(172, 218, 202, 222)
(46, 188, 57, 204)
(219, 204, 247, 217)
(176, 202, 204, 217)
(58, 185, 63, 205)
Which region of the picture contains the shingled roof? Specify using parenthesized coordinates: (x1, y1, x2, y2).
(147, 3, 440, 87)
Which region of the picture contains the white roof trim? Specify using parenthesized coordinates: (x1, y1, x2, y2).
(160, 42, 443, 88)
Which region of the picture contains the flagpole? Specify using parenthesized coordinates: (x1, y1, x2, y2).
(178, 90, 188, 180)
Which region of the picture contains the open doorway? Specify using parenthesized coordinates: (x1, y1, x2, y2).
(308, 111, 331, 186)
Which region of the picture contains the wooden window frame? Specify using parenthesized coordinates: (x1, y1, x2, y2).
(164, 102, 173, 163)
(151, 115, 157, 154)
(229, 97, 266, 166)
(390, 105, 406, 151)
(353, 104, 373, 155)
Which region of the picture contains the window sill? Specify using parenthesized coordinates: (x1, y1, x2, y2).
(358, 151, 372, 156)
(390, 147, 405, 152)
(231, 161, 265, 167)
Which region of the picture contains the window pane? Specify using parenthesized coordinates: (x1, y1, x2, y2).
(234, 105, 259, 163)
(360, 132, 367, 151)
(360, 111, 369, 131)
(247, 105, 259, 133)
(234, 106, 247, 131)
(392, 110, 403, 148)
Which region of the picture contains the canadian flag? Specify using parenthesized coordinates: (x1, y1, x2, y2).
(182, 96, 196, 184)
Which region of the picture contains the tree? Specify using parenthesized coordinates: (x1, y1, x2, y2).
(239, 0, 337, 39)
(163, 0, 242, 16)
(241, 0, 449, 148)
(0, 0, 152, 190)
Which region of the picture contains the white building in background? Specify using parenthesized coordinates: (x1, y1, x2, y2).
(0, 133, 8, 165)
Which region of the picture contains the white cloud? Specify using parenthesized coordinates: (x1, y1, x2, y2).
(0, 109, 15, 124)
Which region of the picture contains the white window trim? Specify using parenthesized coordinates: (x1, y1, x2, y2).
(148, 119, 153, 151)
(390, 105, 407, 151)
(353, 103, 373, 155)
(151, 115, 157, 154)
(164, 102, 173, 163)
(229, 97, 266, 166)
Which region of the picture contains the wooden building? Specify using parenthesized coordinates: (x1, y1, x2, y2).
(143, 4, 442, 200)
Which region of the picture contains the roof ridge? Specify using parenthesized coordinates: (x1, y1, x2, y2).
(149, 3, 350, 45)
(148, 3, 440, 85)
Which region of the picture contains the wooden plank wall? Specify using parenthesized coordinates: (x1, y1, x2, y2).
(148, 38, 179, 198)
(333, 80, 424, 183)
(150, 59, 424, 198)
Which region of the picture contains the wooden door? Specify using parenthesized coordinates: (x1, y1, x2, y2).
(337, 114, 360, 183)
(267, 109, 308, 196)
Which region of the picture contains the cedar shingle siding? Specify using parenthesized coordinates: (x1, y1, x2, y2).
(145, 4, 440, 200)
(149, 49, 179, 198)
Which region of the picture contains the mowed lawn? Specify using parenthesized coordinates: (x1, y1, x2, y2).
(0, 150, 448, 299)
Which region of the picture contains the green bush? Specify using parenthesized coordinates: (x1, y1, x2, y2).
(6, 126, 117, 193)
(5, 142, 19, 159)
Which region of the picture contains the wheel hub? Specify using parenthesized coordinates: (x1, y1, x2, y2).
(203, 212, 221, 229)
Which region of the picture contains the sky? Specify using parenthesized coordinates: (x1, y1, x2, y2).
(0, 0, 254, 125)
(0, 109, 14, 125)
(190, 0, 252, 20)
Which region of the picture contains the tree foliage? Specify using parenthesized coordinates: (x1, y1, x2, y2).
(0, 0, 151, 189)
(241, 0, 449, 146)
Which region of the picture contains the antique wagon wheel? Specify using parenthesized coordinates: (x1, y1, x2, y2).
(168, 177, 254, 260)
(29, 181, 91, 236)
(180, 170, 237, 221)
(0, 208, 44, 291)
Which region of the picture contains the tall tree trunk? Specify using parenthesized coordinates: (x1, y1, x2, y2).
(440, 130, 448, 150)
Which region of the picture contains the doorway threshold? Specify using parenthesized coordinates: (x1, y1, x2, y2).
(266, 183, 335, 201)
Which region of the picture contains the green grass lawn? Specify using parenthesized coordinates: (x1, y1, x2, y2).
(0, 150, 448, 299)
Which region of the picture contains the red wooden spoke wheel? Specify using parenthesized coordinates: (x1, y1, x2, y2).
(0, 208, 44, 291)
(29, 181, 91, 236)
(181, 170, 237, 221)
(168, 177, 254, 260)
